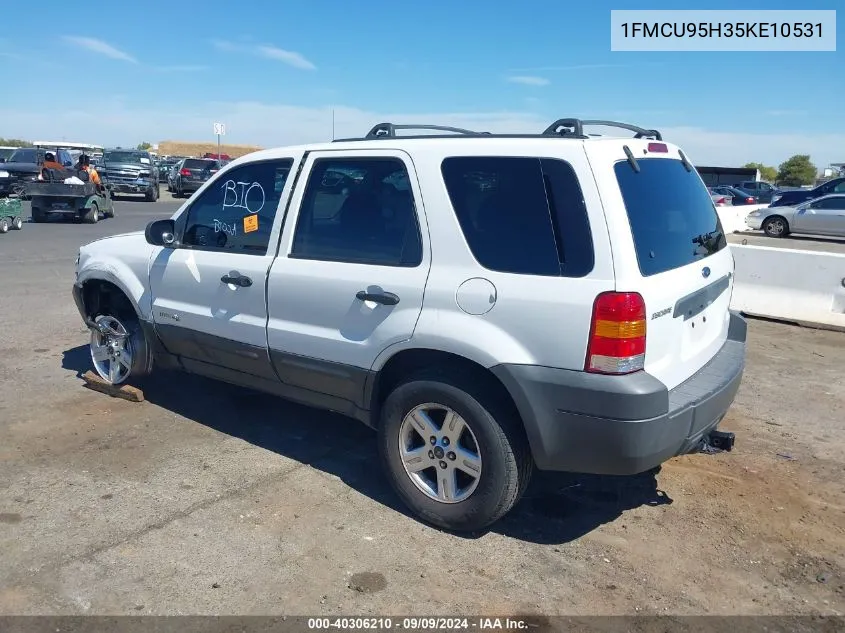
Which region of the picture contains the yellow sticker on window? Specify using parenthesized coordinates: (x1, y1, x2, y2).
(243, 214, 258, 233)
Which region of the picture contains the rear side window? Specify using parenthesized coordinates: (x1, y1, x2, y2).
(614, 158, 726, 277)
(441, 157, 594, 277)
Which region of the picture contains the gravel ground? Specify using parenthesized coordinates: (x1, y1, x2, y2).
(0, 197, 843, 616)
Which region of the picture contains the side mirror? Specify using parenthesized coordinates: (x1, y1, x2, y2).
(145, 219, 176, 247)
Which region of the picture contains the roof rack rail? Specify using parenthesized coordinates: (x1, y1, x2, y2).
(364, 123, 483, 139)
(542, 118, 663, 141)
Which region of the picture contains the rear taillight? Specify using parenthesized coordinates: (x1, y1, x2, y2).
(585, 292, 646, 375)
(746, 197, 754, 204)
(180, 168, 191, 177)
(716, 197, 726, 205)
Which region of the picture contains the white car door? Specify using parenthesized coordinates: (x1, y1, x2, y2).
(265, 148, 431, 411)
(148, 154, 302, 381)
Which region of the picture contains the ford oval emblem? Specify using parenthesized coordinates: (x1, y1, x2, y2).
(702, 266, 711, 278)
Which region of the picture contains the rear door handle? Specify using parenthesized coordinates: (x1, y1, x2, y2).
(221, 273, 252, 287)
(356, 290, 400, 306)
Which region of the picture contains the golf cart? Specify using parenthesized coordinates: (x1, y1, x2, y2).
(24, 142, 115, 224)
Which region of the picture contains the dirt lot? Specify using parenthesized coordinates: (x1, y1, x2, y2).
(0, 202, 843, 616)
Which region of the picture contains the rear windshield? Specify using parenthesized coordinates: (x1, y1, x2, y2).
(183, 159, 218, 169)
(614, 158, 726, 277)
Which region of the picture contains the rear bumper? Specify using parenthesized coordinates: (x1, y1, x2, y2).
(180, 179, 206, 192)
(491, 311, 747, 475)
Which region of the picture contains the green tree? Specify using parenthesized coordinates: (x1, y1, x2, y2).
(742, 162, 777, 183)
(776, 155, 817, 187)
(136, 141, 152, 151)
(0, 138, 33, 147)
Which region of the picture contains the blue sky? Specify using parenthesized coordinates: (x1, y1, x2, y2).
(1, 0, 842, 168)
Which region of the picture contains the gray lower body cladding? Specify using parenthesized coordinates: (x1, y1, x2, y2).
(491, 311, 747, 475)
(72, 278, 747, 477)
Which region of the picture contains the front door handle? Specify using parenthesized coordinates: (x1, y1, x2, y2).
(221, 273, 252, 287)
(356, 290, 400, 306)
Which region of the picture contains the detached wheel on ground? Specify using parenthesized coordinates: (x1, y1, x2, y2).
(89, 313, 148, 385)
(763, 215, 789, 238)
(378, 369, 532, 532)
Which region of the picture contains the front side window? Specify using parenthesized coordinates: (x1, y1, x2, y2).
(181, 159, 293, 255)
(812, 197, 845, 210)
(615, 158, 726, 277)
(290, 157, 422, 267)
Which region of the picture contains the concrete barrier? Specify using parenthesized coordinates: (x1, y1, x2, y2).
(729, 244, 845, 330)
(717, 204, 767, 234)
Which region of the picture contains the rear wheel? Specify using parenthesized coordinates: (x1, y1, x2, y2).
(0, 218, 8, 233)
(11, 216, 23, 230)
(83, 202, 100, 224)
(378, 369, 532, 532)
(763, 215, 789, 238)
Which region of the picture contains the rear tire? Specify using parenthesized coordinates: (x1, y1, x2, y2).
(83, 203, 100, 224)
(763, 215, 789, 238)
(11, 216, 23, 230)
(378, 368, 533, 532)
(0, 218, 8, 233)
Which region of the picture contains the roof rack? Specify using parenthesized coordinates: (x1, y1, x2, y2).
(364, 123, 486, 139)
(542, 119, 663, 141)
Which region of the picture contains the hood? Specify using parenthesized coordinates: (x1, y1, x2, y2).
(86, 230, 145, 245)
(0, 161, 40, 174)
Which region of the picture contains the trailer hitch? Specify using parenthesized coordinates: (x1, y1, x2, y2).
(696, 430, 736, 454)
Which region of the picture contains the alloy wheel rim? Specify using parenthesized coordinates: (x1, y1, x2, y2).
(398, 403, 482, 504)
(90, 315, 133, 385)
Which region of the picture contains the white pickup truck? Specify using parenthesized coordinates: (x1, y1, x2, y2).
(73, 120, 746, 531)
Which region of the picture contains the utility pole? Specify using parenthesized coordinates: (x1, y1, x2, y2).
(332, 109, 335, 141)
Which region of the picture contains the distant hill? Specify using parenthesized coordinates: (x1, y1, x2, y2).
(157, 140, 263, 158)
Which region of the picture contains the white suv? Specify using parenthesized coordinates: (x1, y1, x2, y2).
(72, 119, 747, 531)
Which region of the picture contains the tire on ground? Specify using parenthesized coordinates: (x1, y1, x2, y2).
(378, 368, 533, 532)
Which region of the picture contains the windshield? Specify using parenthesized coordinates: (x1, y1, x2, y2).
(615, 157, 726, 277)
(0, 148, 16, 160)
(8, 148, 39, 163)
(104, 151, 150, 165)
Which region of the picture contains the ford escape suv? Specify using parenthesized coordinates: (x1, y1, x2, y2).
(72, 118, 747, 531)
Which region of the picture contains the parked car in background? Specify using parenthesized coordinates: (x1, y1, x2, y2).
(0, 147, 74, 197)
(0, 146, 18, 162)
(733, 180, 778, 204)
(769, 177, 845, 208)
(746, 193, 845, 238)
(100, 149, 160, 201)
(710, 186, 758, 206)
(171, 158, 222, 197)
(708, 188, 733, 206)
